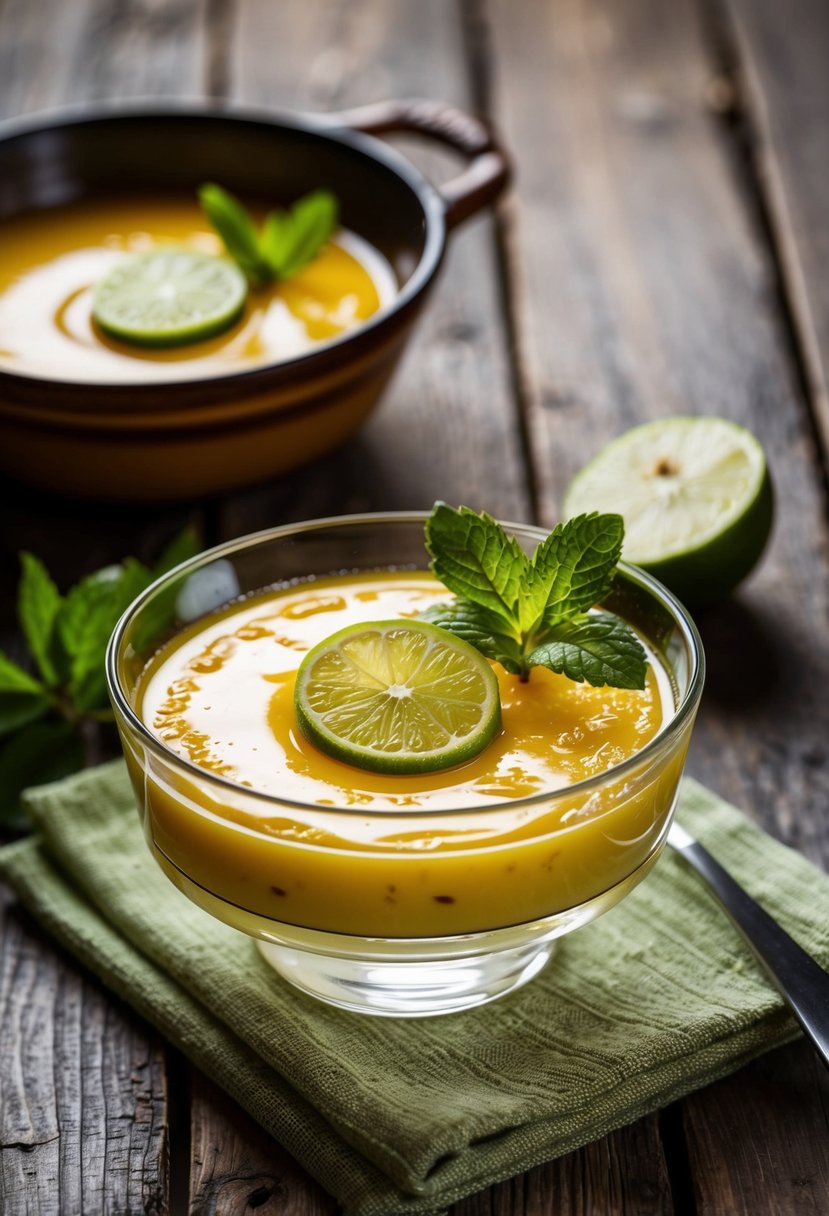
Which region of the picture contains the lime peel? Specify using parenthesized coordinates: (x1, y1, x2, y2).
(294, 619, 502, 774)
(93, 248, 248, 348)
(563, 417, 773, 609)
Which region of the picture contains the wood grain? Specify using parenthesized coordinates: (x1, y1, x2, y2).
(0, 2, 207, 1210)
(1, 0, 828, 1213)
(723, 0, 829, 459)
(453, 1117, 675, 1215)
(683, 1039, 829, 1215)
(0, 0, 206, 626)
(216, 0, 530, 540)
(0, 0, 207, 113)
(0, 891, 169, 1215)
(485, 0, 829, 858)
(485, 0, 829, 1207)
(188, 1073, 336, 1216)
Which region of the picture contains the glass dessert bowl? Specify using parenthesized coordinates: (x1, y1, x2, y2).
(106, 514, 704, 1017)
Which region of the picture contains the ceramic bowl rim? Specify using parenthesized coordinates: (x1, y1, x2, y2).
(0, 100, 448, 397)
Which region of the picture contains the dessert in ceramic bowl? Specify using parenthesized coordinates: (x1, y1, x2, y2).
(107, 512, 704, 1017)
(0, 101, 509, 501)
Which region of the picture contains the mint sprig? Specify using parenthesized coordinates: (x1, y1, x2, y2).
(423, 504, 647, 689)
(0, 528, 199, 832)
(199, 183, 338, 287)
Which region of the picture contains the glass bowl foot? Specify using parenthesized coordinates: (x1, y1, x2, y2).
(256, 936, 557, 1017)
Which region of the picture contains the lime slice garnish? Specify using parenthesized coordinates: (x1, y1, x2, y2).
(563, 417, 773, 608)
(93, 249, 248, 347)
(294, 619, 502, 774)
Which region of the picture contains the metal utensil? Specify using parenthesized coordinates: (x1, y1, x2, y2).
(667, 822, 829, 1069)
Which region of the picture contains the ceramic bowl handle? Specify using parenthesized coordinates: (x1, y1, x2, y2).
(331, 99, 511, 230)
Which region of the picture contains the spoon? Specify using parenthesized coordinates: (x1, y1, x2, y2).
(667, 822, 829, 1069)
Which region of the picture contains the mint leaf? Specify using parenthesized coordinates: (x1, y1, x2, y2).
(0, 651, 50, 737)
(527, 613, 647, 689)
(18, 553, 63, 686)
(0, 649, 46, 696)
(200, 184, 338, 286)
(199, 183, 271, 285)
(0, 692, 50, 738)
(425, 503, 527, 633)
(420, 602, 526, 675)
(423, 504, 645, 690)
(527, 513, 624, 630)
(265, 190, 338, 279)
(0, 720, 84, 832)
(57, 566, 121, 661)
(152, 526, 200, 579)
(65, 560, 156, 713)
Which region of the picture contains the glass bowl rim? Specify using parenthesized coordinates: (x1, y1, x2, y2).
(105, 510, 705, 819)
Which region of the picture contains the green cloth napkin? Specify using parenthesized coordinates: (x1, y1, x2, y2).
(2, 762, 828, 1215)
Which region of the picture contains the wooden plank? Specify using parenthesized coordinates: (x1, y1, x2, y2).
(217, 0, 530, 538)
(723, 0, 829, 458)
(0, 0, 209, 617)
(0, 0, 208, 113)
(0, 891, 169, 1215)
(0, 1, 211, 1210)
(485, 0, 829, 1208)
(188, 1073, 336, 1216)
(191, 2, 538, 1212)
(682, 1039, 829, 1215)
(453, 1117, 675, 1215)
(485, 0, 829, 854)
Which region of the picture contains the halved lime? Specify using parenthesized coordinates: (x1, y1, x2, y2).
(294, 619, 502, 774)
(93, 249, 248, 347)
(563, 417, 773, 608)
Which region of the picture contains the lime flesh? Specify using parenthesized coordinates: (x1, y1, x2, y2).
(294, 619, 502, 774)
(93, 249, 248, 347)
(563, 417, 773, 608)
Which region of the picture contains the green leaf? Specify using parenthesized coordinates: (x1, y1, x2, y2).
(59, 561, 144, 713)
(0, 692, 51, 738)
(419, 602, 526, 675)
(0, 719, 84, 832)
(152, 526, 200, 579)
(527, 613, 647, 690)
(67, 584, 132, 714)
(425, 503, 527, 633)
(115, 557, 154, 611)
(0, 649, 46, 696)
(56, 566, 121, 662)
(264, 190, 338, 279)
(199, 183, 271, 285)
(0, 652, 50, 737)
(527, 513, 624, 631)
(260, 209, 294, 273)
(18, 553, 63, 686)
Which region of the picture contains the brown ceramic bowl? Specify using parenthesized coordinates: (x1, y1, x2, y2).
(0, 100, 509, 501)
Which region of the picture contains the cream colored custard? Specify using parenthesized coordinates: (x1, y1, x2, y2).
(139, 572, 673, 812)
(124, 571, 686, 937)
(0, 197, 396, 382)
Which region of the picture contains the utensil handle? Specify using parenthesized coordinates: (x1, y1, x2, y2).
(674, 836, 829, 1069)
(331, 99, 511, 230)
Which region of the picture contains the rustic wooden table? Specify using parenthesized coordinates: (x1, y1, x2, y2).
(2, 0, 829, 1212)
